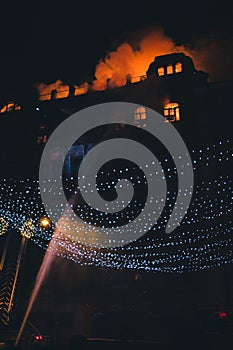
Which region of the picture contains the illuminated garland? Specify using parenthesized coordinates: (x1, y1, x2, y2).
(0, 217, 9, 235)
(0, 139, 232, 272)
(20, 220, 37, 239)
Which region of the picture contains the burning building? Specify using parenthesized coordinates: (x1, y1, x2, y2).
(0, 51, 230, 177)
(0, 52, 232, 348)
(12, 52, 229, 160)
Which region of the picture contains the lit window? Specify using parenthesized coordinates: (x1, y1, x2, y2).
(157, 67, 165, 76)
(6, 102, 15, 111)
(0, 102, 21, 114)
(175, 62, 182, 73)
(167, 65, 173, 74)
(134, 107, 147, 128)
(37, 126, 47, 144)
(134, 107, 146, 120)
(163, 102, 180, 122)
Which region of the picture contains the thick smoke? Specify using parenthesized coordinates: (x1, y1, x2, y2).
(36, 27, 232, 99)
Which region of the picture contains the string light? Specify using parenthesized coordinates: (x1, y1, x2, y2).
(20, 220, 37, 239)
(0, 217, 9, 235)
(0, 139, 232, 272)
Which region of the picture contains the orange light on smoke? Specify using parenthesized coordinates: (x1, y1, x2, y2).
(35, 28, 204, 100)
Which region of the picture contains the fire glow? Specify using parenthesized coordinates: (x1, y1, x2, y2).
(36, 29, 204, 101)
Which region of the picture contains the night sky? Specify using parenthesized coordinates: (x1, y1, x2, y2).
(0, 2, 232, 96)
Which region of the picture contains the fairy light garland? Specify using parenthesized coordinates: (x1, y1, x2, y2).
(0, 217, 9, 235)
(20, 219, 37, 239)
(0, 139, 232, 272)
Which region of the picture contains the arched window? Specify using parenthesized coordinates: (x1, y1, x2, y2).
(163, 102, 180, 122)
(157, 67, 165, 76)
(175, 62, 182, 73)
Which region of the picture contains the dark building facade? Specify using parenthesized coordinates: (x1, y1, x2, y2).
(0, 52, 231, 175)
(0, 53, 232, 349)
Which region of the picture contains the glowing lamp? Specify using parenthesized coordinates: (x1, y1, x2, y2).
(39, 216, 52, 229)
(34, 335, 43, 342)
(218, 312, 227, 319)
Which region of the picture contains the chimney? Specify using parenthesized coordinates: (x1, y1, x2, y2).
(88, 81, 93, 92)
(106, 78, 111, 89)
(69, 85, 75, 97)
(51, 89, 57, 100)
(126, 74, 132, 84)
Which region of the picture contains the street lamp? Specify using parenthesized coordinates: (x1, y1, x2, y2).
(39, 216, 52, 229)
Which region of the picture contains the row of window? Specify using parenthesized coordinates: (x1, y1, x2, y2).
(28, 104, 182, 144)
(0, 102, 21, 114)
(0, 103, 180, 144)
(157, 62, 182, 76)
(37, 103, 180, 144)
(134, 103, 180, 126)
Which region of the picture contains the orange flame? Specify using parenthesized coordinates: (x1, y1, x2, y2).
(36, 80, 89, 101)
(35, 80, 69, 101)
(36, 28, 205, 101)
(92, 30, 190, 90)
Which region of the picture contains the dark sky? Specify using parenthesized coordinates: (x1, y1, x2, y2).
(0, 1, 232, 95)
